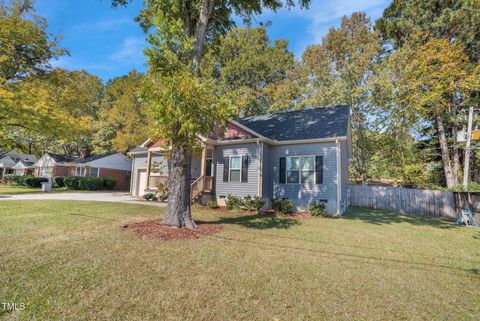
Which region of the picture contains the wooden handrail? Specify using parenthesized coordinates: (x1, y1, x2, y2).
(190, 175, 204, 201)
(190, 175, 213, 202)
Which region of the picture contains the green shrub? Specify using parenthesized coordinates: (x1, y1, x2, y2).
(23, 176, 48, 188)
(271, 198, 293, 214)
(243, 195, 265, 212)
(308, 201, 327, 217)
(3, 174, 18, 184)
(143, 193, 157, 201)
(207, 200, 219, 209)
(53, 176, 66, 187)
(449, 182, 480, 192)
(103, 177, 117, 190)
(64, 176, 81, 189)
(225, 194, 243, 211)
(156, 181, 168, 201)
(78, 177, 104, 190)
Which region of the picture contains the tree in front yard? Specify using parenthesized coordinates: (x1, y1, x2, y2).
(113, 0, 310, 228)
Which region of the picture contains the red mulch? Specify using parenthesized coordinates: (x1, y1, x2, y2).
(122, 219, 223, 240)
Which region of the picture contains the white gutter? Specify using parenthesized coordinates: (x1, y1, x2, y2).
(129, 156, 135, 194)
(336, 138, 341, 216)
(257, 139, 263, 197)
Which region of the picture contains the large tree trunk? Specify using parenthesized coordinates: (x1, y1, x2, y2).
(161, 0, 215, 228)
(437, 115, 456, 188)
(163, 143, 197, 228)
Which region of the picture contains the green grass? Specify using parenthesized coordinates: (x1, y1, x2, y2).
(0, 184, 98, 195)
(0, 202, 479, 321)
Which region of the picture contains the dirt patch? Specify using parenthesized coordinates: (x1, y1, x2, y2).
(122, 219, 223, 240)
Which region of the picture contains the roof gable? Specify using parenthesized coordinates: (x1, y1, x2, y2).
(208, 122, 258, 141)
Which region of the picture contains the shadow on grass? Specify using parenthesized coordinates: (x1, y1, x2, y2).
(343, 207, 458, 229)
(201, 214, 301, 230)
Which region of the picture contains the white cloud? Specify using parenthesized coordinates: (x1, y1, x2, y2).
(260, 0, 389, 55)
(301, 0, 388, 43)
(109, 36, 146, 64)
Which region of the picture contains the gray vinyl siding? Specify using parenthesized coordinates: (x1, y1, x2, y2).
(270, 142, 338, 214)
(213, 143, 259, 201)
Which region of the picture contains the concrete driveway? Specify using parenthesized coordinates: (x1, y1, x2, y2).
(0, 192, 166, 207)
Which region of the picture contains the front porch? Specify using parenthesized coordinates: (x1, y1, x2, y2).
(143, 147, 214, 202)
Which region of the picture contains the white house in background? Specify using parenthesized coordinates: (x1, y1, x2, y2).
(13, 159, 36, 176)
(0, 150, 37, 178)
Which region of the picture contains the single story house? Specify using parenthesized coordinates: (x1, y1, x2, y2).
(34, 152, 132, 190)
(0, 150, 37, 178)
(13, 160, 36, 176)
(128, 105, 351, 215)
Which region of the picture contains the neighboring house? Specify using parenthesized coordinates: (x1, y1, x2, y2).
(0, 151, 37, 178)
(128, 105, 351, 215)
(34, 153, 76, 178)
(33, 152, 132, 190)
(13, 160, 36, 176)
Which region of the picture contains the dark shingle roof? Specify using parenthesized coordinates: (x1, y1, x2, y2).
(75, 153, 114, 164)
(235, 105, 350, 141)
(47, 153, 76, 163)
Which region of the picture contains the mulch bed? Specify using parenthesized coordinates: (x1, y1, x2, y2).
(122, 219, 223, 240)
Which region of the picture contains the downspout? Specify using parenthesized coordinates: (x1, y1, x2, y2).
(257, 139, 263, 197)
(336, 138, 341, 216)
(129, 155, 135, 195)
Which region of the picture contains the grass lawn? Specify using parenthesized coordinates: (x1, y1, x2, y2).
(0, 202, 479, 321)
(0, 185, 97, 195)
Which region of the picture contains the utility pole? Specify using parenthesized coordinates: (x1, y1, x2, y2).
(463, 106, 474, 191)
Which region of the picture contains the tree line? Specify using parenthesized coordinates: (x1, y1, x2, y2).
(1, 0, 479, 192)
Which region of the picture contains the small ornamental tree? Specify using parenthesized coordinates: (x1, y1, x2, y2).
(113, 0, 310, 228)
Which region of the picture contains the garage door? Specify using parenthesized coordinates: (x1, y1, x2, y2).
(136, 170, 147, 196)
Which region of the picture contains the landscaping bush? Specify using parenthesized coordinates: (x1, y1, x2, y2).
(207, 200, 219, 209)
(23, 176, 48, 188)
(103, 177, 117, 190)
(449, 182, 480, 192)
(225, 194, 243, 211)
(143, 193, 157, 201)
(156, 181, 168, 202)
(3, 174, 18, 184)
(271, 198, 293, 214)
(78, 177, 104, 191)
(243, 195, 265, 212)
(64, 176, 81, 189)
(308, 201, 327, 217)
(53, 176, 66, 188)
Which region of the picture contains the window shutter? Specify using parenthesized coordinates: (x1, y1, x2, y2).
(315, 156, 323, 184)
(241, 156, 248, 183)
(223, 157, 229, 182)
(279, 157, 286, 184)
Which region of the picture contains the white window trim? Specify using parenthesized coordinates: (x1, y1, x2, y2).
(228, 155, 242, 182)
(76, 165, 86, 177)
(90, 167, 100, 177)
(285, 155, 316, 184)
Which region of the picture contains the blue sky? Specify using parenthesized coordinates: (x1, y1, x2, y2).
(36, 0, 391, 81)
